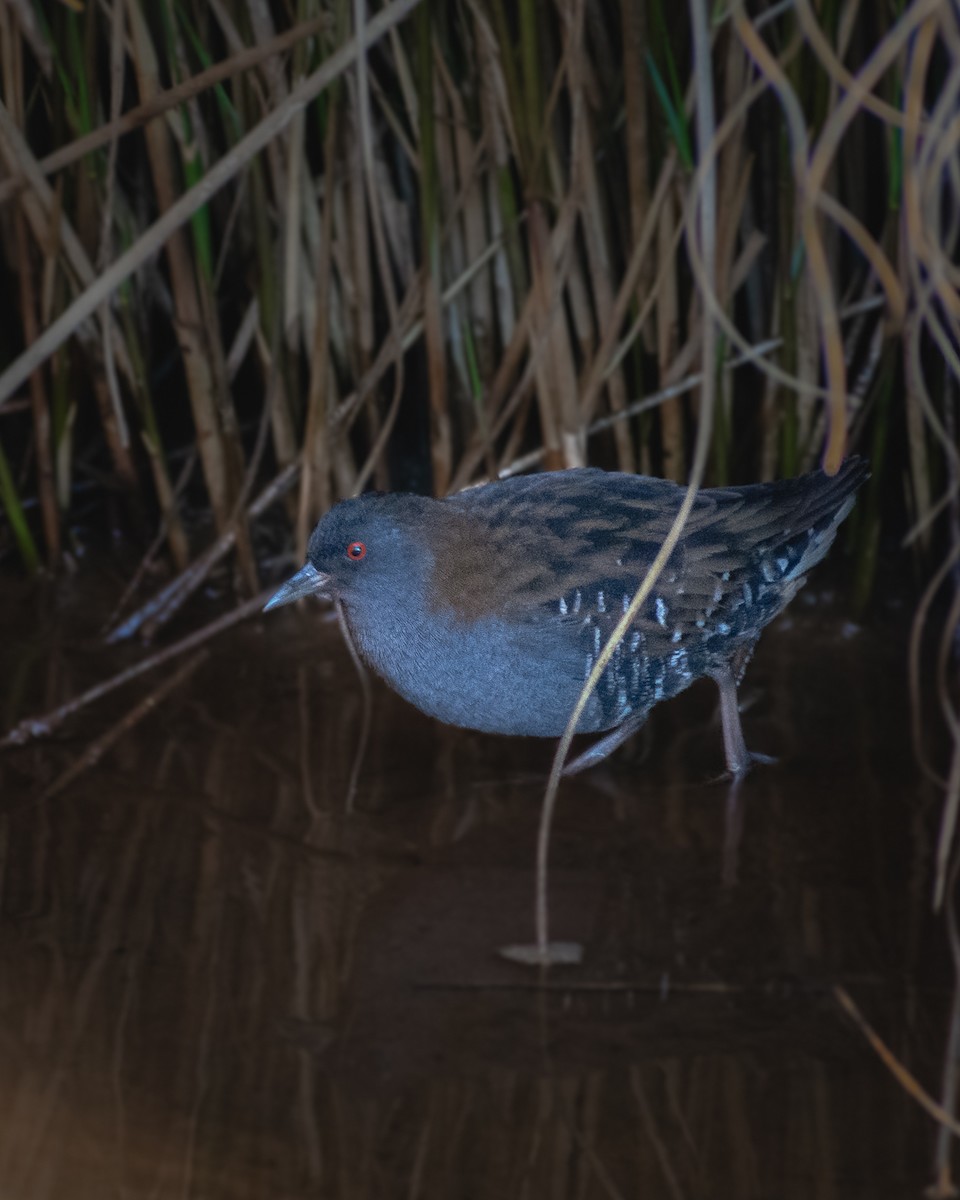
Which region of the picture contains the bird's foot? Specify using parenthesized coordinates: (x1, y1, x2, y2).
(561, 714, 646, 776)
(707, 748, 778, 786)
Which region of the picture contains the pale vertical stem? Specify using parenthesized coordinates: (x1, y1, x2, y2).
(516, 0, 566, 468)
(527, 202, 567, 468)
(901, 17, 936, 548)
(432, 48, 469, 392)
(125, 0, 257, 586)
(579, 152, 678, 425)
(450, 74, 494, 381)
(352, 0, 407, 494)
(298, 91, 341, 556)
(621, 0, 655, 354)
(547, 142, 592, 363)
(283, 106, 305, 350)
(417, 3, 451, 493)
(572, 113, 636, 472)
(932, 895, 960, 1193)
(657, 190, 683, 481)
(15, 208, 59, 565)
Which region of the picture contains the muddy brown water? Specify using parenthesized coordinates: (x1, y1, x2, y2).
(0, 572, 950, 1198)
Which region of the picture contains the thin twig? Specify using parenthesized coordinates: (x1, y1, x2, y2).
(834, 986, 960, 1139)
(1, 593, 272, 750)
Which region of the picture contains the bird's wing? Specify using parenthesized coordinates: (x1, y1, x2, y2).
(437, 461, 866, 642)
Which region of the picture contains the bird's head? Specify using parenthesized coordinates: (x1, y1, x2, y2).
(263, 492, 436, 612)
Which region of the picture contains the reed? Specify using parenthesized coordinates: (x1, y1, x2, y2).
(0, 2, 918, 530)
(2, 0, 957, 774)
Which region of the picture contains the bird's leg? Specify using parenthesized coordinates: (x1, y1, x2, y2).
(562, 713, 646, 776)
(712, 663, 753, 777)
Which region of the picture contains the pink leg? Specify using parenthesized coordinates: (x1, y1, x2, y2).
(712, 664, 751, 777)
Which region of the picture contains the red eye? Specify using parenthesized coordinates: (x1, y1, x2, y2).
(346, 541, 367, 561)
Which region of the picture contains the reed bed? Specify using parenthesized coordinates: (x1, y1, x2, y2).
(0, 1, 936, 570)
(3, 0, 960, 1181)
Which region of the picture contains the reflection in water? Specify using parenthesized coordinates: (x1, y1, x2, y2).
(0, 577, 948, 1197)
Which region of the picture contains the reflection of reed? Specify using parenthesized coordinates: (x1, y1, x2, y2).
(0, 600, 942, 1196)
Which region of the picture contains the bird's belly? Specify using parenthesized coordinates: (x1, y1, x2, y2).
(346, 606, 702, 738)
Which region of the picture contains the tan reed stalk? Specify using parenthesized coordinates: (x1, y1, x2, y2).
(125, 1, 256, 583)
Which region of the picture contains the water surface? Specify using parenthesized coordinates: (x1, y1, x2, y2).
(0, 574, 947, 1198)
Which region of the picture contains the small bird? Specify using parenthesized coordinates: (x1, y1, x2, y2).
(265, 459, 867, 776)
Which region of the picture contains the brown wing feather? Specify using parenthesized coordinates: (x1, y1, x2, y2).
(431, 461, 866, 631)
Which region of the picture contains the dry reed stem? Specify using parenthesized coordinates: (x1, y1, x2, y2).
(699, 17, 823, 402)
(0, 15, 332, 205)
(804, 0, 943, 470)
(532, 0, 721, 964)
(283, 106, 306, 350)
(13, 208, 58, 566)
(0, 592, 272, 752)
(127, 1, 252, 572)
(342, 11, 407, 498)
(298, 105, 340, 553)
(834, 986, 960, 1140)
(621, 0, 653, 356)
(577, 151, 679, 425)
(103, 448, 198, 633)
(902, 15, 940, 548)
(656, 191, 683, 482)
(577, 113, 634, 473)
(932, 572, 960, 907)
(933, 867, 960, 1190)
(794, 0, 919, 132)
(908, 539, 960, 792)
(0, 100, 135, 393)
(448, 60, 495, 385)
(896, 9, 960, 910)
(526, 204, 567, 470)
(357, 0, 407, 482)
(0, 0, 425, 411)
